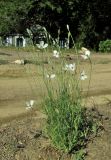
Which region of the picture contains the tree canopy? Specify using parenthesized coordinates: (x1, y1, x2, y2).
(0, 0, 32, 34)
(0, 0, 111, 49)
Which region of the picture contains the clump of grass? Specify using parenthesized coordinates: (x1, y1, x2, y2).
(27, 25, 100, 158)
(44, 86, 94, 153)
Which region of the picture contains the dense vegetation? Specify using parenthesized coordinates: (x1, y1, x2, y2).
(0, 0, 111, 49)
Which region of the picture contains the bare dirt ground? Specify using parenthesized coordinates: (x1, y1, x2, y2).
(0, 48, 111, 159)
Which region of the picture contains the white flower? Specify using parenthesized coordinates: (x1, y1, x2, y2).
(85, 50, 90, 57)
(80, 70, 87, 80)
(26, 107, 32, 110)
(36, 41, 48, 49)
(46, 74, 56, 79)
(81, 47, 90, 60)
(81, 55, 88, 60)
(81, 47, 88, 52)
(64, 63, 76, 71)
(66, 24, 69, 31)
(26, 100, 35, 110)
(53, 50, 59, 58)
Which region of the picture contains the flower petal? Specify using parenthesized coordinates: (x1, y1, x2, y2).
(53, 50, 59, 58)
(81, 55, 88, 60)
(30, 100, 35, 106)
(80, 71, 88, 80)
(46, 74, 56, 79)
(64, 63, 76, 71)
(42, 43, 48, 48)
(50, 74, 56, 79)
(85, 50, 90, 57)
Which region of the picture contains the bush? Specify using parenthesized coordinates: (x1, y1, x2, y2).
(99, 39, 111, 52)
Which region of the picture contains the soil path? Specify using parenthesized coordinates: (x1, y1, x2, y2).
(0, 49, 111, 120)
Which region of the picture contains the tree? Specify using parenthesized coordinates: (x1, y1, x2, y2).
(0, 0, 32, 35)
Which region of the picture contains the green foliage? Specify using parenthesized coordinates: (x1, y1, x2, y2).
(74, 149, 86, 160)
(43, 86, 93, 153)
(0, 0, 32, 34)
(77, 12, 96, 48)
(99, 39, 111, 52)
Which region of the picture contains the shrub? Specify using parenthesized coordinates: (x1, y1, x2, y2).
(99, 39, 111, 52)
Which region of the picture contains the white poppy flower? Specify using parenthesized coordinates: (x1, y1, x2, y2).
(85, 50, 90, 57)
(26, 100, 35, 110)
(69, 64, 76, 71)
(81, 55, 88, 60)
(64, 63, 76, 71)
(30, 100, 35, 106)
(36, 41, 48, 49)
(26, 106, 32, 110)
(81, 47, 90, 60)
(80, 70, 88, 80)
(46, 74, 56, 79)
(53, 50, 59, 58)
(81, 47, 88, 52)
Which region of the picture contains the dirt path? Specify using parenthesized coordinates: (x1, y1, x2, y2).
(86, 103, 111, 160)
(0, 49, 111, 120)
